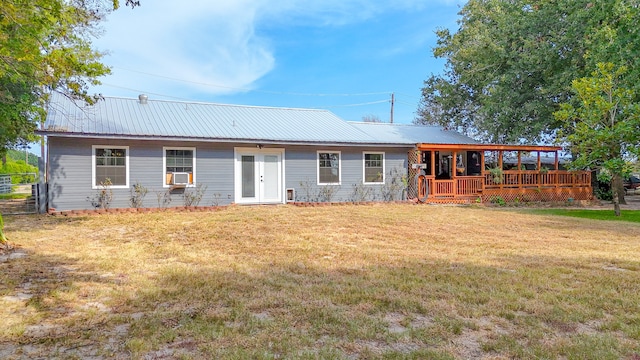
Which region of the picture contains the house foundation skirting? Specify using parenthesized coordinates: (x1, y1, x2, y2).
(479, 187, 593, 203)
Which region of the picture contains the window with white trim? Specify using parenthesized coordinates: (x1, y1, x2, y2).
(93, 146, 129, 188)
(163, 147, 196, 186)
(318, 151, 341, 184)
(363, 152, 384, 183)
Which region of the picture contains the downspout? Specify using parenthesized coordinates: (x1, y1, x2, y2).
(39, 124, 48, 214)
(39, 95, 49, 214)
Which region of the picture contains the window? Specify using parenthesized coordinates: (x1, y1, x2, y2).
(163, 147, 196, 186)
(318, 151, 340, 184)
(363, 152, 384, 183)
(92, 146, 128, 188)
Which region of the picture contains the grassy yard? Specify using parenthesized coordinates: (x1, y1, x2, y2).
(1, 204, 639, 359)
(526, 209, 640, 223)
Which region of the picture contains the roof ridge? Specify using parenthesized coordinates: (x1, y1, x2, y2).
(347, 121, 440, 127)
(100, 95, 332, 113)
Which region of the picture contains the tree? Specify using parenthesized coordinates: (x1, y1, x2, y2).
(584, 1, 640, 97)
(0, 213, 7, 247)
(6, 148, 38, 168)
(554, 63, 640, 216)
(416, 0, 638, 144)
(0, 0, 139, 156)
(362, 114, 383, 123)
(1, 0, 138, 244)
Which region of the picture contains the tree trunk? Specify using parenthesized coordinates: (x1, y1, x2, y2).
(611, 176, 622, 216)
(613, 176, 626, 205)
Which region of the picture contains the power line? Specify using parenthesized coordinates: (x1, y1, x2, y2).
(112, 67, 392, 97)
(99, 83, 390, 109)
(320, 100, 390, 108)
(396, 92, 422, 101)
(395, 100, 418, 107)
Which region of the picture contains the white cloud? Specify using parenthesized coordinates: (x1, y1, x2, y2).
(94, 0, 274, 96)
(92, 0, 460, 98)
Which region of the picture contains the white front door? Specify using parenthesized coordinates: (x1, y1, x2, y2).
(235, 148, 284, 204)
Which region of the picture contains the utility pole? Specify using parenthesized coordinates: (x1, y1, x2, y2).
(390, 92, 395, 124)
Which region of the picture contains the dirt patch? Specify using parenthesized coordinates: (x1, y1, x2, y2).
(587, 194, 640, 210)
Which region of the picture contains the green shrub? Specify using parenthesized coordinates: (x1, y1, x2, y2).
(490, 196, 506, 206)
(6, 149, 38, 168)
(0, 213, 7, 244)
(0, 159, 38, 184)
(129, 182, 148, 208)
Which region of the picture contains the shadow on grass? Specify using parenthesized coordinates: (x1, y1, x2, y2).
(119, 255, 640, 359)
(3, 214, 90, 234)
(0, 249, 127, 358)
(1, 236, 639, 359)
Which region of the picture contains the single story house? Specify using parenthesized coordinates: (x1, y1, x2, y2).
(37, 94, 591, 211)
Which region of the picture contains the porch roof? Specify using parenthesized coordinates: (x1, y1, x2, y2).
(416, 143, 562, 152)
(348, 122, 479, 145)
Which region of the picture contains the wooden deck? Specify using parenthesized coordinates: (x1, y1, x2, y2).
(411, 143, 593, 204)
(420, 170, 592, 203)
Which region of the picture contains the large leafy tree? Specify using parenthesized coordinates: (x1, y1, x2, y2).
(554, 63, 640, 216)
(1, 0, 138, 244)
(0, 0, 139, 156)
(417, 0, 638, 144)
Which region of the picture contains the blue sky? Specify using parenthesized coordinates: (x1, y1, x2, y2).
(90, 0, 465, 124)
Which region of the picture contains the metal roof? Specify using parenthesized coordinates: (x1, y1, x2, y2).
(348, 122, 479, 145)
(41, 93, 477, 146)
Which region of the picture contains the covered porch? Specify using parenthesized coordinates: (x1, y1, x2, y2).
(410, 144, 593, 204)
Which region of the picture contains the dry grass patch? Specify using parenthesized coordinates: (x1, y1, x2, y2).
(1, 204, 639, 359)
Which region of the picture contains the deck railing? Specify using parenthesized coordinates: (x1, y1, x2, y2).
(423, 170, 592, 200)
(457, 176, 484, 195)
(485, 170, 591, 190)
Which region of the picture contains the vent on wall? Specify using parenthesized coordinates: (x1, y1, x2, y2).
(286, 188, 295, 202)
(171, 172, 190, 185)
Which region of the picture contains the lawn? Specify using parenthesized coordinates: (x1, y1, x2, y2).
(526, 209, 640, 223)
(0, 193, 32, 200)
(1, 204, 639, 359)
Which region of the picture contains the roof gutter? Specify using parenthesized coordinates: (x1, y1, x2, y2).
(416, 143, 562, 152)
(35, 131, 425, 148)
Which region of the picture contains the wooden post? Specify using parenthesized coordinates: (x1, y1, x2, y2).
(480, 151, 486, 193)
(452, 151, 457, 197)
(498, 151, 503, 190)
(555, 151, 559, 189)
(452, 151, 457, 175)
(430, 151, 436, 177)
(517, 151, 522, 189)
(537, 152, 542, 190)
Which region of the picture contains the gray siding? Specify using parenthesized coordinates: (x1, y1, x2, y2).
(47, 137, 410, 210)
(48, 137, 238, 211)
(284, 146, 408, 202)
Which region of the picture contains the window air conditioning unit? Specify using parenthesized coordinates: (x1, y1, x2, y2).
(171, 172, 190, 185)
